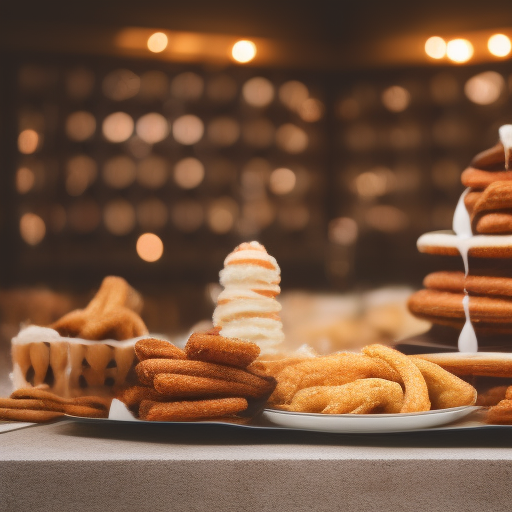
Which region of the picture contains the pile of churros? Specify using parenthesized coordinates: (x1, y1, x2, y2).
(118, 328, 277, 422)
(256, 344, 477, 414)
(0, 388, 110, 422)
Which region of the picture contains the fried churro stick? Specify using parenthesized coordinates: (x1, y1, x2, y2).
(10, 388, 111, 410)
(185, 331, 260, 368)
(139, 397, 248, 421)
(279, 379, 404, 414)
(248, 357, 313, 378)
(411, 358, 477, 409)
(135, 338, 186, 362)
(362, 344, 430, 413)
(0, 398, 47, 410)
(487, 399, 512, 425)
(135, 359, 272, 393)
(63, 405, 108, 418)
(117, 386, 168, 408)
(51, 276, 148, 341)
(153, 373, 269, 399)
(0, 409, 64, 422)
(269, 352, 401, 406)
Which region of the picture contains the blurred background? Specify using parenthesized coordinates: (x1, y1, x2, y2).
(0, 0, 511, 355)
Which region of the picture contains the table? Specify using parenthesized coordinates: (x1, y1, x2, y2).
(2, 420, 512, 512)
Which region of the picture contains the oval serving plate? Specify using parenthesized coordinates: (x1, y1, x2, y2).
(262, 406, 481, 433)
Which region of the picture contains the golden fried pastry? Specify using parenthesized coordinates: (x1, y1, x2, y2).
(139, 397, 248, 421)
(51, 276, 147, 341)
(362, 344, 430, 413)
(410, 358, 476, 409)
(476, 386, 509, 406)
(153, 373, 269, 399)
(0, 409, 64, 422)
(269, 352, 401, 407)
(487, 399, 512, 424)
(117, 385, 167, 409)
(135, 338, 186, 361)
(135, 358, 272, 392)
(278, 379, 403, 414)
(185, 331, 260, 368)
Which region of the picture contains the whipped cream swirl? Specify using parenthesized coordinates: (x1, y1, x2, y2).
(212, 241, 284, 355)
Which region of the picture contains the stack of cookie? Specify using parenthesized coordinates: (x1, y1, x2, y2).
(119, 330, 276, 422)
(408, 129, 512, 351)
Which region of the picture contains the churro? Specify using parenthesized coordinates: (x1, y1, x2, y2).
(135, 338, 186, 361)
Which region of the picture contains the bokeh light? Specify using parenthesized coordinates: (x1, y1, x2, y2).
(66, 155, 97, 196)
(207, 117, 240, 147)
(366, 205, 409, 233)
(328, 217, 358, 245)
(103, 156, 136, 189)
(172, 115, 204, 145)
(174, 157, 205, 189)
(103, 200, 136, 235)
(353, 167, 396, 198)
(136, 233, 164, 262)
(464, 71, 504, 105)
(242, 77, 274, 107)
(65, 111, 96, 141)
(279, 81, 309, 111)
(488, 34, 511, 57)
(16, 167, 35, 194)
(207, 198, 238, 233)
(102, 69, 140, 100)
(135, 113, 169, 144)
(299, 98, 324, 122)
(446, 39, 473, 63)
(381, 86, 410, 112)
(170, 72, 204, 101)
(136, 199, 168, 230)
(269, 168, 296, 195)
(136, 156, 169, 189)
(425, 37, 446, 59)
(20, 213, 46, 245)
(275, 124, 308, 153)
(18, 129, 39, 154)
(231, 40, 256, 63)
(102, 112, 134, 142)
(147, 32, 168, 53)
(171, 200, 204, 232)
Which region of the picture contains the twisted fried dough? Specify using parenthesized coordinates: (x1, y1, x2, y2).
(51, 276, 148, 340)
(487, 399, 512, 424)
(135, 358, 272, 393)
(0, 409, 64, 422)
(268, 352, 401, 406)
(185, 331, 260, 368)
(278, 379, 404, 414)
(117, 385, 167, 408)
(410, 358, 476, 409)
(153, 373, 269, 399)
(362, 344, 430, 413)
(139, 397, 248, 421)
(135, 338, 186, 362)
(10, 388, 111, 410)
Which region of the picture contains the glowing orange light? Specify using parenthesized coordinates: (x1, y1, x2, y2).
(102, 112, 134, 143)
(136, 233, 164, 262)
(18, 129, 39, 154)
(231, 40, 256, 63)
(446, 39, 473, 63)
(20, 213, 46, 245)
(147, 32, 168, 53)
(16, 167, 35, 194)
(425, 37, 446, 59)
(488, 34, 511, 57)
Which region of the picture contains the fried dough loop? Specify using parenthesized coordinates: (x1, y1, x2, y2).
(268, 344, 477, 415)
(51, 276, 148, 341)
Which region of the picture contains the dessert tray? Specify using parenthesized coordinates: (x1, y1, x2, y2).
(61, 399, 500, 434)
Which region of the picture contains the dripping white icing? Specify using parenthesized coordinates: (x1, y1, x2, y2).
(499, 124, 512, 170)
(452, 188, 478, 352)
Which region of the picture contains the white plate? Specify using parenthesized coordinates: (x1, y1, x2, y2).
(262, 406, 480, 433)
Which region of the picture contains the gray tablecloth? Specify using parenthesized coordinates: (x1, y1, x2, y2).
(2, 420, 512, 512)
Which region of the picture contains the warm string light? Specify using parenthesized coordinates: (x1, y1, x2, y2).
(425, 37, 446, 59)
(488, 34, 511, 57)
(231, 40, 256, 63)
(446, 39, 473, 63)
(147, 32, 168, 53)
